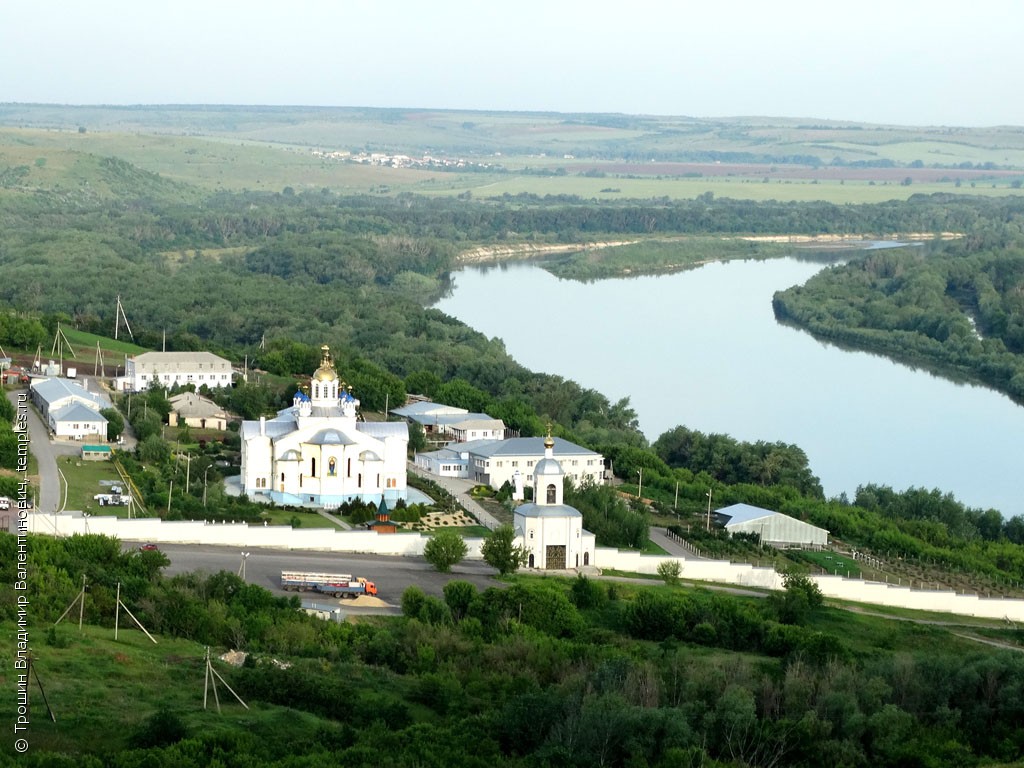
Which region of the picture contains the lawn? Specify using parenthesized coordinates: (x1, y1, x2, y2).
(56, 454, 130, 515)
(60, 327, 148, 357)
(797, 549, 861, 577)
(255, 508, 345, 529)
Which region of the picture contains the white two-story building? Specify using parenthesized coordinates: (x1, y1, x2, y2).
(117, 351, 233, 392)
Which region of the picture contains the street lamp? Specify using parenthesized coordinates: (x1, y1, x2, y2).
(203, 466, 211, 508)
(238, 552, 250, 580)
(705, 488, 713, 531)
(637, 468, 643, 501)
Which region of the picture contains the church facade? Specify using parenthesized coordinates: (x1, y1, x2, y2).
(239, 346, 409, 507)
(513, 435, 597, 570)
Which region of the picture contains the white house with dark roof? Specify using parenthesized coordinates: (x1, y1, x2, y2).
(718, 503, 829, 548)
(391, 401, 505, 443)
(117, 351, 233, 392)
(29, 377, 110, 440)
(239, 346, 408, 506)
(414, 436, 605, 491)
(513, 434, 596, 569)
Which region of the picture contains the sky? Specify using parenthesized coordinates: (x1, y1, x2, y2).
(3, 0, 1022, 127)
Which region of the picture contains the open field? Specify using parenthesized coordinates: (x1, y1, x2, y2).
(3, 106, 1024, 204)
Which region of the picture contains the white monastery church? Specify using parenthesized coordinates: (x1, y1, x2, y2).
(240, 346, 409, 507)
(514, 433, 596, 569)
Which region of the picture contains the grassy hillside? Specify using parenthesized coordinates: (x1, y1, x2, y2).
(3, 568, 1022, 766)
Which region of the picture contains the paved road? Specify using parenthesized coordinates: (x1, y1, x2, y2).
(649, 526, 706, 559)
(154, 542, 505, 607)
(6, 388, 79, 514)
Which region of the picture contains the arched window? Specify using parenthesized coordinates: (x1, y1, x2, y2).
(280, 472, 285, 483)
(358, 473, 362, 488)
(528, 553, 535, 568)
(311, 457, 317, 477)
(546, 484, 557, 504)
(584, 552, 590, 566)
(328, 458, 336, 476)
(347, 458, 352, 477)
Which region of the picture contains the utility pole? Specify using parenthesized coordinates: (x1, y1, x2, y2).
(637, 468, 643, 501)
(705, 488, 713, 531)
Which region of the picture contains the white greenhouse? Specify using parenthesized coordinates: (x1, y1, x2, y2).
(718, 503, 828, 548)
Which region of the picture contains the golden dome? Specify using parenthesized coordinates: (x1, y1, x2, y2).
(312, 344, 338, 382)
(544, 423, 554, 449)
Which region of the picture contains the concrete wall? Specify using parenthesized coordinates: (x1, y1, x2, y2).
(26, 512, 485, 559)
(594, 548, 1024, 622)
(24, 512, 1024, 622)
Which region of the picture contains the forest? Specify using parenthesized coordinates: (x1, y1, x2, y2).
(773, 229, 1024, 402)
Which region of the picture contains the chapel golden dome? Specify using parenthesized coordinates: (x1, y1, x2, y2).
(312, 344, 338, 382)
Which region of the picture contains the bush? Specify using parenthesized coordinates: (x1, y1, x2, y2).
(129, 707, 188, 748)
(401, 586, 427, 619)
(570, 574, 607, 610)
(423, 529, 468, 573)
(657, 559, 682, 585)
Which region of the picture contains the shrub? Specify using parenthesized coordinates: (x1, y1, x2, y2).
(657, 559, 682, 585)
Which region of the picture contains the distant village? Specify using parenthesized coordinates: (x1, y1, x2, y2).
(312, 148, 501, 172)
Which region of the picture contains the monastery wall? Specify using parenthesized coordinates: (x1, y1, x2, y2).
(24, 512, 1024, 622)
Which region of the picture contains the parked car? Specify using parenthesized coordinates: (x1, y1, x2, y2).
(139, 543, 159, 552)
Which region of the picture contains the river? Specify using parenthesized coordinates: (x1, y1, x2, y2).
(433, 254, 1024, 517)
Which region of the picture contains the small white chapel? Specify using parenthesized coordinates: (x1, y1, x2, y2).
(239, 345, 409, 507)
(514, 433, 596, 569)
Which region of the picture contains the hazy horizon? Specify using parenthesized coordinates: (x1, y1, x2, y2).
(3, 0, 1023, 128)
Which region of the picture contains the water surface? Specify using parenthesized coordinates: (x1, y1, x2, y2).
(434, 256, 1024, 516)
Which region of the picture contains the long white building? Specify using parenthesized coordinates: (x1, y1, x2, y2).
(29, 377, 110, 440)
(414, 436, 605, 491)
(117, 351, 234, 392)
(240, 346, 409, 507)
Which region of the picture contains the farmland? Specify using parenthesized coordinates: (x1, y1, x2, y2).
(2, 105, 1023, 204)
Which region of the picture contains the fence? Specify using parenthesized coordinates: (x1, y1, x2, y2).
(22, 511, 1024, 622)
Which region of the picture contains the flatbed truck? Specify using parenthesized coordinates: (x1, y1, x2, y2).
(280, 571, 377, 599)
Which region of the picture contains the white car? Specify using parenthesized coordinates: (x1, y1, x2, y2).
(0, 497, 10, 511)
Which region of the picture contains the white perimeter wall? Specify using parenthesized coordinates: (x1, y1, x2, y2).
(25, 513, 1024, 622)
